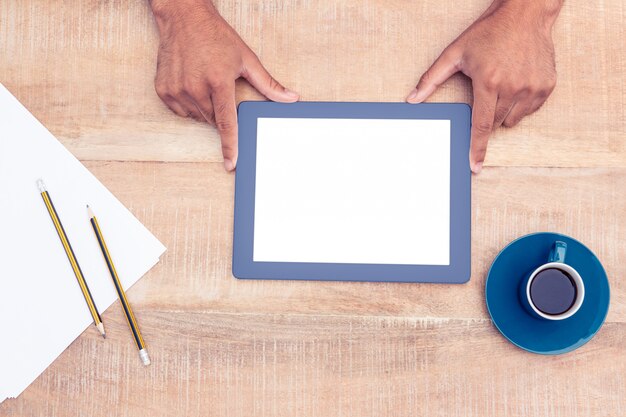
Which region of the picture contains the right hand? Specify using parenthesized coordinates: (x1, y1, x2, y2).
(150, 0, 299, 171)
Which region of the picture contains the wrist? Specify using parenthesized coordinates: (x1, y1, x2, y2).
(149, 0, 217, 29)
(496, 0, 563, 31)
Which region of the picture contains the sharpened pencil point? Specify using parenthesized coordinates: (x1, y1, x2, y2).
(97, 322, 106, 339)
(87, 205, 95, 218)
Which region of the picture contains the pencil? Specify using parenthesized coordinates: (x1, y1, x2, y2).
(37, 179, 106, 338)
(87, 205, 151, 366)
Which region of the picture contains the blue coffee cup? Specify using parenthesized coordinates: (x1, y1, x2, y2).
(519, 241, 585, 321)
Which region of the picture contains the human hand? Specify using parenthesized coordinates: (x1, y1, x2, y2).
(150, 0, 299, 171)
(406, 0, 562, 173)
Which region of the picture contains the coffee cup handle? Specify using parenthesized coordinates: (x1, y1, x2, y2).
(548, 241, 567, 263)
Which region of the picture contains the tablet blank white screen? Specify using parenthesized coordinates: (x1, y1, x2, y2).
(253, 118, 450, 265)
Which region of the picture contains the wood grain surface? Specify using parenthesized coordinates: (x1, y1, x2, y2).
(1, 0, 624, 167)
(0, 0, 625, 416)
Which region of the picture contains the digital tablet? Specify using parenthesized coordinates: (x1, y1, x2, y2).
(233, 101, 471, 283)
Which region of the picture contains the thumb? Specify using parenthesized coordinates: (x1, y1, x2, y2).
(242, 53, 299, 103)
(406, 45, 462, 103)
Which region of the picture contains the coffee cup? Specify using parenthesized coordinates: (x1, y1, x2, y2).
(519, 241, 585, 320)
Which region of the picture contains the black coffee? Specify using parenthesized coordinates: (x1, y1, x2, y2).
(530, 268, 577, 315)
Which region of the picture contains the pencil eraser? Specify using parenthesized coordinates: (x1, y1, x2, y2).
(139, 349, 151, 366)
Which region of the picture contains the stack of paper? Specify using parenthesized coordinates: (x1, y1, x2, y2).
(0, 84, 166, 402)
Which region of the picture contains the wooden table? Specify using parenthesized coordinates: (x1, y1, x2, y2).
(1, 1, 624, 416)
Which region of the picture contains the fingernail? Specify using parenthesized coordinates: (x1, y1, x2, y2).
(284, 89, 299, 100)
(406, 89, 419, 103)
(472, 162, 483, 174)
(407, 89, 424, 103)
(224, 158, 235, 172)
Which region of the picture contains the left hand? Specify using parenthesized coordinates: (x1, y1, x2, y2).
(406, 0, 562, 173)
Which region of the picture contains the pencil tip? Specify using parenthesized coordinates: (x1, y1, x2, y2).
(87, 205, 94, 218)
(97, 322, 106, 338)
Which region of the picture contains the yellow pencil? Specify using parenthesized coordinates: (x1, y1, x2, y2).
(87, 205, 151, 366)
(37, 179, 106, 338)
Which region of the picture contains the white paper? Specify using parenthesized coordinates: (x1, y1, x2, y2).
(253, 117, 450, 265)
(0, 84, 166, 402)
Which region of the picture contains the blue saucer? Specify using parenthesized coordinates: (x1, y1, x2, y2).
(485, 232, 610, 355)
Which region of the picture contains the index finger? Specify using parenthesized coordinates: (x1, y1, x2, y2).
(469, 84, 497, 173)
(211, 83, 238, 171)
